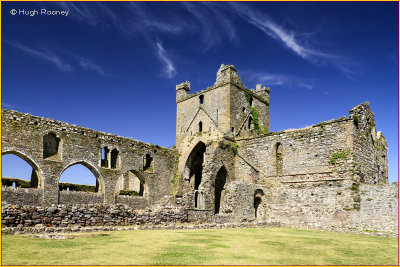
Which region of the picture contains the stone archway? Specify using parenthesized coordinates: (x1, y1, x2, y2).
(59, 161, 105, 194)
(1, 150, 43, 188)
(214, 166, 227, 214)
(183, 141, 206, 208)
(254, 189, 265, 219)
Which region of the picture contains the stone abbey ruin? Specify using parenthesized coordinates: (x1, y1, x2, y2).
(1, 64, 398, 235)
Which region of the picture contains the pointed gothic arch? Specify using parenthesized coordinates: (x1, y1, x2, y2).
(214, 165, 228, 214)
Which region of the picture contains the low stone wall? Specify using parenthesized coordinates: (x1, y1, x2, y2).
(1, 187, 42, 206)
(115, 195, 149, 209)
(1, 204, 188, 228)
(58, 191, 104, 205)
(264, 181, 398, 235)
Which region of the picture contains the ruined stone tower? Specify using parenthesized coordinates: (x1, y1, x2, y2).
(175, 64, 270, 210)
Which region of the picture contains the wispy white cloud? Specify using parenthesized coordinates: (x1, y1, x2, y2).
(126, 2, 184, 35)
(230, 3, 326, 61)
(155, 42, 177, 79)
(6, 41, 71, 71)
(244, 71, 314, 90)
(229, 3, 357, 76)
(183, 2, 237, 51)
(6, 41, 107, 76)
(77, 58, 105, 76)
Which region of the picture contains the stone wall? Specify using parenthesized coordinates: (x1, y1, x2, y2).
(1, 204, 188, 228)
(352, 184, 398, 232)
(259, 181, 398, 235)
(1, 109, 177, 206)
(350, 102, 389, 184)
(58, 191, 104, 205)
(235, 117, 355, 184)
(1, 187, 43, 206)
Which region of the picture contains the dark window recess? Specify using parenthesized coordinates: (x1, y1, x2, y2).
(101, 147, 109, 167)
(199, 121, 203, 132)
(242, 107, 245, 112)
(231, 127, 235, 134)
(214, 167, 227, 214)
(110, 149, 119, 169)
(199, 95, 204, 104)
(43, 132, 60, 159)
(143, 154, 153, 172)
(249, 96, 253, 106)
(194, 191, 199, 208)
(276, 143, 283, 175)
(248, 117, 253, 130)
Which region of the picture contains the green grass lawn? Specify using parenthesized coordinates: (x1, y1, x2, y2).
(2, 227, 398, 265)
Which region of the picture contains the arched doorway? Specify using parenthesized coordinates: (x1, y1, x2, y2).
(214, 166, 227, 214)
(184, 142, 206, 208)
(58, 162, 104, 204)
(254, 189, 265, 219)
(1, 151, 42, 188)
(59, 163, 100, 192)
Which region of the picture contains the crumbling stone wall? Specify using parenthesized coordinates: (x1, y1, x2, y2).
(1, 109, 177, 207)
(349, 103, 388, 184)
(1, 204, 187, 228)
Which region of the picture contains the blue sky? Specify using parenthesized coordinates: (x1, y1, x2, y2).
(1, 1, 398, 185)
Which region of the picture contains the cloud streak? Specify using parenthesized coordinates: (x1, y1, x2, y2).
(77, 57, 106, 76)
(155, 42, 177, 79)
(244, 71, 314, 90)
(6, 41, 107, 76)
(229, 3, 357, 76)
(42, 2, 357, 77)
(6, 41, 71, 71)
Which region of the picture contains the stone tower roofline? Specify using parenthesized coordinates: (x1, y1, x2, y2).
(176, 64, 270, 104)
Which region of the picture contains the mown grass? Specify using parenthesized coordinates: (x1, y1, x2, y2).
(2, 227, 398, 265)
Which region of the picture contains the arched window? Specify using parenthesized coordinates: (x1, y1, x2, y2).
(143, 154, 153, 172)
(1, 153, 40, 188)
(43, 132, 61, 159)
(199, 95, 204, 105)
(275, 143, 283, 175)
(101, 147, 109, 167)
(249, 96, 253, 107)
(199, 121, 203, 132)
(110, 148, 119, 169)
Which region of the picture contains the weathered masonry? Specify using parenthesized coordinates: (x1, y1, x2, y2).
(2, 64, 398, 235)
(1, 110, 176, 208)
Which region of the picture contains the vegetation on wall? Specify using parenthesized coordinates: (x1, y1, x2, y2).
(353, 115, 359, 128)
(244, 88, 267, 135)
(244, 87, 253, 104)
(59, 183, 96, 193)
(329, 149, 350, 165)
(1, 177, 31, 188)
(230, 143, 239, 156)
